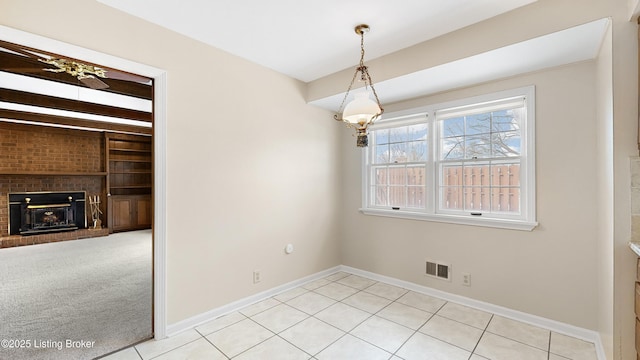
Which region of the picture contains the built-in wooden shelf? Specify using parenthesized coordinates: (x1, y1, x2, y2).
(106, 132, 152, 233)
(0, 171, 107, 176)
(109, 159, 151, 163)
(109, 171, 152, 174)
(110, 148, 152, 153)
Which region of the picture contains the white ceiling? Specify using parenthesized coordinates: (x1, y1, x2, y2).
(95, 0, 608, 112)
(310, 18, 610, 110)
(96, 0, 537, 82)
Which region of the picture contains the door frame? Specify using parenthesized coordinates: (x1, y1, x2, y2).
(0, 25, 168, 339)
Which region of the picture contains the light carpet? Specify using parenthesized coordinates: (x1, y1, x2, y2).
(0, 230, 152, 360)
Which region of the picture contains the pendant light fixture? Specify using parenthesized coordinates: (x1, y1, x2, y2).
(334, 24, 384, 147)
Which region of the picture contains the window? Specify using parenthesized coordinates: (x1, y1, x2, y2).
(362, 86, 536, 230)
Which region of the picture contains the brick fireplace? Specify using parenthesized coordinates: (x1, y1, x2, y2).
(0, 122, 109, 248)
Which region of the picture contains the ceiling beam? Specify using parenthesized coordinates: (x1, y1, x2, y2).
(0, 88, 152, 123)
(0, 108, 152, 135)
(0, 51, 153, 100)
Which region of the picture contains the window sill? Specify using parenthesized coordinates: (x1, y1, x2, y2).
(359, 208, 538, 231)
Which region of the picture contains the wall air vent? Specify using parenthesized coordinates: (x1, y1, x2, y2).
(425, 260, 451, 281)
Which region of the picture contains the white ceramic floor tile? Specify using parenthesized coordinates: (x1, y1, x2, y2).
(549, 332, 598, 360)
(195, 311, 246, 336)
(274, 287, 309, 302)
(101, 347, 141, 360)
(135, 329, 202, 360)
(233, 336, 311, 360)
(324, 272, 351, 282)
(337, 274, 377, 290)
(396, 291, 447, 313)
(313, 282, 359, 301)
(351, 316, 414, 353)
(419, 314, 483, 352)
(206, 318, 274, 358)
(342, 291, 392, 314)
(436, 302, 492, 329)
(376, 301, 433, 330)
(251, 303, 309, 333)
(487, 315, 550, 350)
(239, 298, 281, 317)
(549, 353, 571, 360)
(397, 332, 471, 360)
(286, 291, 336, 315)
(279, 317, 345, 355)
(314, 302, 372, 332)
(302, 278, 332, 290)
(474, 332, 548, 360)
(152, 338, 226, 360)
(470, 354, 490, 360)
(315, 334, 391, 360)
(363, 282, 408, 300)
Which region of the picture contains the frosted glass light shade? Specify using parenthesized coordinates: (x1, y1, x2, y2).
(342, 90, 381, 124)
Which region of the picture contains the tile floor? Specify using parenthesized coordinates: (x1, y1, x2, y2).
(103, 272, 598, 360)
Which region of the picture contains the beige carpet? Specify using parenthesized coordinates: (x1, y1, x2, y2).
(0, 230, 152, 360)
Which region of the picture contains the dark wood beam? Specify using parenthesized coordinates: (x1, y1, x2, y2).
(0, 108, 152, 135)
(0, 51, 153, 100)
(0, 88, 152, 123)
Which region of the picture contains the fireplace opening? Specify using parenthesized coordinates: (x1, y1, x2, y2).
(9, 192, 87, 235)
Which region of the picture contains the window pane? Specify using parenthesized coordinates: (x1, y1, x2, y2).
(492, 132, 520, 157)
(373, 167, 388, 185)
(390, 127, 408, 143)
(441, 136, 464, 160)
(442, 165, 463, 187)
(407, 124, 428, 141)
(374, 186, 388, 206)
(463, 164, 490, 186)
(407, 166, 426, 185)
(492, 108, 523, 132)
(374, 144, 390, 164)
(441, 186, 463, 210)
(388, 166, 406, 185)
(465, 135, 491, 159)
(464, 186, 491, 211)
(441, 117, 464, 138)
(390, 143, 408, 163)
(466, 113, 490, 135)
(490, 163, 520, 187)
(389, 186, 406, 207)
(375, 129, 390, 145)
(407, 140, 427, 162)
(491, 187, 520, 213)
(407, 186, 426, 208)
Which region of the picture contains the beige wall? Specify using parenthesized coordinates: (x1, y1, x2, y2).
(2, 1, 639, 358)
(339, 61, 600, 329)
(0, 0, 342, 324)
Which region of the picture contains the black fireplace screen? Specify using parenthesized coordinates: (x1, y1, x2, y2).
(8, 192, 86, 235)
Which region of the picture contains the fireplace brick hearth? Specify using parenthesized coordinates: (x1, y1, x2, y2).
(0, 122, 108, 246)
(0, 228, 109, 248)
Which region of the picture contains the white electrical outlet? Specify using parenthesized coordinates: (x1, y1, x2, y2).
(253, 270, 261, 284)
(462, 273, 471, 286)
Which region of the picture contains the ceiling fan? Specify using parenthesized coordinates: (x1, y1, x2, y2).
(38, 57, 111, 89)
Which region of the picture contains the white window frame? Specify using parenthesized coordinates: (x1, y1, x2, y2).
(361, 86, 537, 231)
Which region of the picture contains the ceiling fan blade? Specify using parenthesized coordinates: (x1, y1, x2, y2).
(80, 76, 110, 90)
(1, 67, 48, 73)
(104, 70, 150, 84)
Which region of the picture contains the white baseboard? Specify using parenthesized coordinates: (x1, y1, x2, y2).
(166, 265, 605, 360)
(338, 266, 606, 360)
(165, 266, 341, 336)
